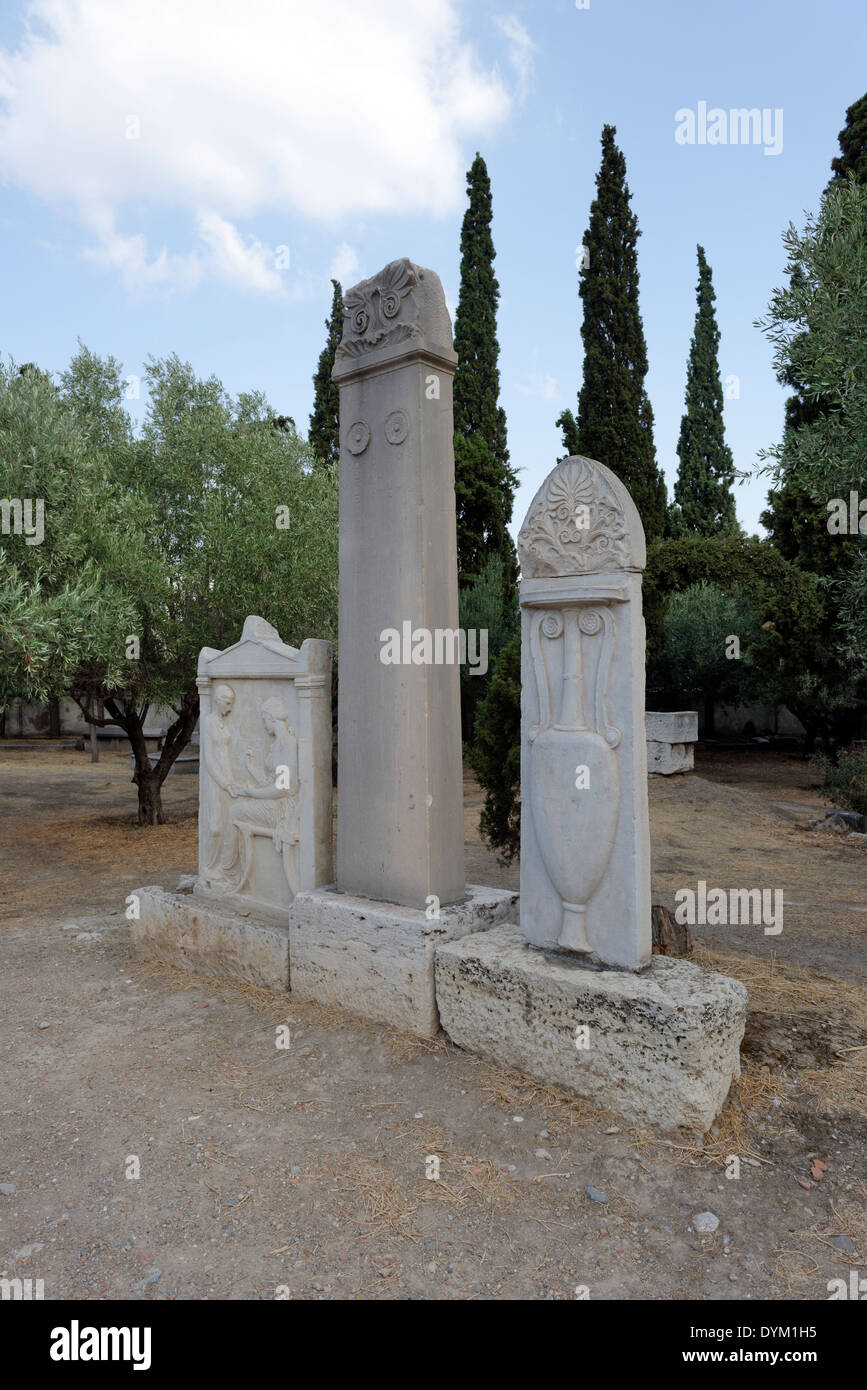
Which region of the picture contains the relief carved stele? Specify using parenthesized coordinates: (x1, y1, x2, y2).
(518, 455, 645, 578)
(196, 618, 333, 915)
(518, 455, 647, 962)
(200, 685, 301, 900)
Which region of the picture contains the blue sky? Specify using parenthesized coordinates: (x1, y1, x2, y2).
(0, 0, 864, 538)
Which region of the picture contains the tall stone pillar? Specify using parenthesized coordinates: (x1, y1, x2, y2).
(286, 258, 517, 1036)
(332, 258, 464, 910)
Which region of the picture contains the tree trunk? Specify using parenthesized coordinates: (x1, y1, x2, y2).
(131, 689, 200, 825)
(798, 715, 818, 756)
(651, 903, 693, 957)
(73, 687, 200, 824)
(136, 766, 165, 825)
(89, 701, 100, 762)
(126, 707, 160, 824)
(703, 695, 715, 739)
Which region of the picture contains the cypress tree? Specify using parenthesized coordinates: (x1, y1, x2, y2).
(558, 125, 666, 542)
(830, 92, 867, 185)
(453, 153, 518, 601)
(309, 279, 343, 468)
(671, 246, 737, 535)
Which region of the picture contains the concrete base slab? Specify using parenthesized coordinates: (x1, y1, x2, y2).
(130, 886, 290, 992)
(288, 884, 519, 1037)
(435, 924, 746, 1132)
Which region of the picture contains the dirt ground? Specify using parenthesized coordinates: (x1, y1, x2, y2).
(0, 745, 864, 1301)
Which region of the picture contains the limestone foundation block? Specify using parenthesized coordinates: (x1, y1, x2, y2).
(435, 924, 747, 1132)
(130, 886, 290, 992)
(288, 884, 518, 1037)
(645, 710, 698, 776)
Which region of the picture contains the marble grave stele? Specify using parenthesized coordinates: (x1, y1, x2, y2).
(196, 616, 333, 915)
(434, 453, 748, 1132)
(129, 256, 746, 1132)
(130, 618, 333, 989)
(517, 454, 651, 971)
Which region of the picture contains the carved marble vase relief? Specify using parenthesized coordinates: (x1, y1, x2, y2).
(518, 456, 652, 971)
(528, 604, 620, 951)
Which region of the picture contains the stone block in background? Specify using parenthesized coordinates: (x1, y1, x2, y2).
(645, 710, 698, 775)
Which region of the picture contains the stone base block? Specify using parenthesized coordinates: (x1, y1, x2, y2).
(288, 884, 519, 1037)
(130, 886, 290, 992)
(646, 710, 698, 776)
(435, 924, 746, 1132)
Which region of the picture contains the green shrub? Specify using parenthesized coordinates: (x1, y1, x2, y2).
(812, 746, 867, 815)
(467, 628, 521, 862)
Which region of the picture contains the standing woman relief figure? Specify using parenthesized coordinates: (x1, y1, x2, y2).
(209, 696, 301, 896)
(200, 683, 237, 881)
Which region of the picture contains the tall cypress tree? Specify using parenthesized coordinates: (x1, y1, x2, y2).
(309, 279, 343, 468)
(453, 153, 518, 601)
(671, 246, 737, 535)
(830, 92, 867, 185)
(557, 125, 666, 541)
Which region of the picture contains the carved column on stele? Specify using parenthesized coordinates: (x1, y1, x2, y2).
(332, 258, 464, 909)
(517, 455, 651, 970)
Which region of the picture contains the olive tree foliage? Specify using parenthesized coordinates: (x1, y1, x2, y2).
(756, 179, 867, 675)
(0, 358, 139, 708)
(2, 345, 338, 823)
(648, 581, 778, 729)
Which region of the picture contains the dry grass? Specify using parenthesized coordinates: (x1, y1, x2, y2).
(313, 1124, 521, 1242)
(695, 944, 867, 1116)
(694, 944, 867, 1028)
(798, 1062, 867, 1115)
(774, 1187, 867, 1294)
(386, 1028, 451, 1061)
(467, 1056, 606, 1130)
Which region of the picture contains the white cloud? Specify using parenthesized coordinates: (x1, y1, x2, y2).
(328, 242, 360, 286)
(516, 369, 557, 400)
(79, 206, 303, 296)
(0, 0, 511, 294)
(80, 209, 203, 295)
(196, 210, 284, 294)
(494, 14, 535, 104)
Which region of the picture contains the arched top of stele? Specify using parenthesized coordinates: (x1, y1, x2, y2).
(517, 454, 646, 578)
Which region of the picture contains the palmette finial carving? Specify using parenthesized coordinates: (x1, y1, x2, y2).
(336, 258, 422, 361)
(518, 455, 642, 577)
